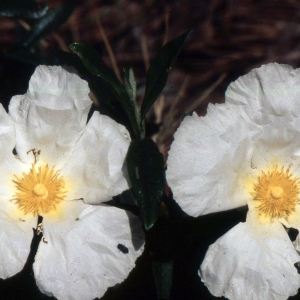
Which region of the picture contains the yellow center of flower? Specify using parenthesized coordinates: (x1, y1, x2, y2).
(252, 166, 299, 220)
(33, 184, 48, 197)
(270, 186, 283, 199)
(13, 164, 67, 215)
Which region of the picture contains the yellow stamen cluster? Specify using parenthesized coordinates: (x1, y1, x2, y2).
(13, 164, 67, 215)
(252, 166, 299, 220)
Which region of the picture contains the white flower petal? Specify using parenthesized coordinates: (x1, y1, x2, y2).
(200, 221, 300, 300)
(8, 66, 92, 168)
(0, 105, 37, 278)
(61, 112, 131, 203)
(0, 104, 29, 198)
(166, 104, 252, 217)
(226, 63, 300, 122)
(222, 64, 300, 172)
(0, 103, 15, 147)
(0, 202, 36, 278)
(33, 201, 144, 300)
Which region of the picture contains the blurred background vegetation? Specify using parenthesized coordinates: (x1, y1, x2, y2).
(1, 0, 300, 299)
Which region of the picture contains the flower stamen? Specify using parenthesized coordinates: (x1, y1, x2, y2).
(13, 164, 67, 215)
(252, 166, 299, 220)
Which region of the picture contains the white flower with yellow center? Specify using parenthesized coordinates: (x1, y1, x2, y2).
(166, 63, 300, 300)
(1, 65, 144, 300)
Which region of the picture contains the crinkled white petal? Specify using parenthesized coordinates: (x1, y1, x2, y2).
(0, 104, 29, 197)
(245, 112, 300, 172)
(166, 104, 252, 217)
(33, 201, 144, 300)
(0, 103, 15, 149)
(200, 221, 300, 300)
(0, 104, 37, 278)
(61, 112, 131, 204)
(0, 202, 36, 278)
(226, 63, 300, 123)
(167, 63, 300, 217)
(224, 64, 300, 172)
(8, 65, 92, 168)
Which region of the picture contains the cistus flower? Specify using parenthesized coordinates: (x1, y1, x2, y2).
(1, 65, 144, 300)
(166, 63, 300, 300)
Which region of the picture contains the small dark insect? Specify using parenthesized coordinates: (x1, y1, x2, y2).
(75, 218, 79, 221)
(117, 243, 129, 254)
(42, 237, 48, 244)
(294, 262, 300, 274)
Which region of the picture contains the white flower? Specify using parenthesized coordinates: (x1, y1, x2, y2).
(166, 63, 300, 300)
(0, 65, 144, 300)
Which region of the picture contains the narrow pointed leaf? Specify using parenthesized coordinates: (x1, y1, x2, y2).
(141, 29, 192, 120)
(152, 261, 173, 300)
(69, 43, 123, 95)
(0, 0, 48, 19)
(126, 138, 165, 230)
(56, 50, 120, 111)
(124, 68, 137, 105)
(23, 3, 76, 47)
(70, 43, 144, 139)
(124, 68, 143, 136)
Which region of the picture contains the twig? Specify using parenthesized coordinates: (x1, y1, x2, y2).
(155, 76, 190, 146)
(17, 19, 31, 31)
(141, 34, 150, 71)
(52, 33, 70, 52)
(187, 73, 227, 113)
(163, 8, 170, 45)
(95, 12, 122, 82)
(69, 11, 80, 42)
(164, 75, 190, 128)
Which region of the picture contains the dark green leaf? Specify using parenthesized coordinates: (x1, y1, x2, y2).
(124, 68, 137, 106)
(69, 43, 123, 95)
(152, 261, 173, 300)
(70, 43, 144, 139)
(0, 0, 48, 19)
(124, 68, 143, 135)
(126, 138, 165, 230)
(23, 3, 76, 47)
(141, 29, 192, 120)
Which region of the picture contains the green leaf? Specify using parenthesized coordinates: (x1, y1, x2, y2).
(140, 29, 192, 120)
(124, 68, 143, 135)
(70, 43, 123, 95)
(70, 43, 144, 139)
(126, 138, 165, 230)
(23, 3, 76, 47)
(152, 261, 173, 300)
(124, 68, 137, 106)
(0, 0, 48, 19)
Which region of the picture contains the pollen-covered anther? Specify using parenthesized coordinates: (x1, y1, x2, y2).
(252, 166, 299, 220)
(13, 164, 67, 215)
